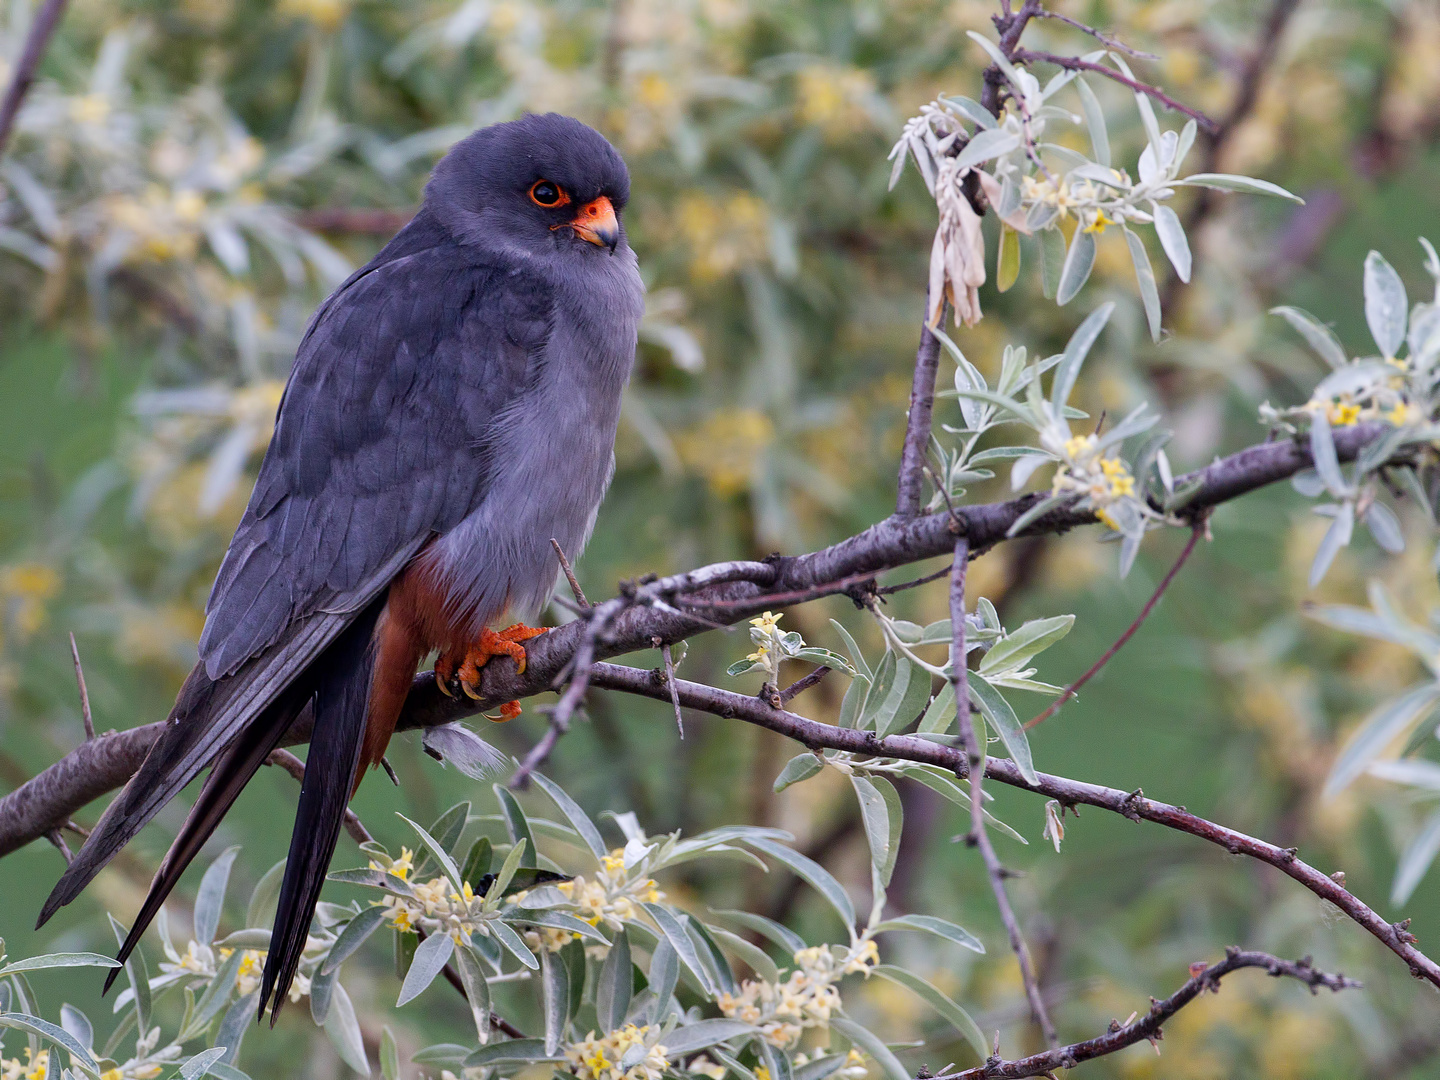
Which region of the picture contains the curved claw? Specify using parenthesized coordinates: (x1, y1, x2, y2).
(449, 624, 549, 699)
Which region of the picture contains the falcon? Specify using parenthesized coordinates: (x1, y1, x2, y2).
(36, 113, 644, 1020)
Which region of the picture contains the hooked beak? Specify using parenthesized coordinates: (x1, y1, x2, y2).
(568, 196, 620, 252)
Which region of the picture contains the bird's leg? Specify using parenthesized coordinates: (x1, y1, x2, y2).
(435, 624, 548, 718)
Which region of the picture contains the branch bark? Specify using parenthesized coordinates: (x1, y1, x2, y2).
(939, 948, 1359, 1079)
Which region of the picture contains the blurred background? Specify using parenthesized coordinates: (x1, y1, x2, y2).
(2, 0, 1440, 1075)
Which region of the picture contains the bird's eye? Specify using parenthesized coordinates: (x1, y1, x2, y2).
(529, 180, 566, 207)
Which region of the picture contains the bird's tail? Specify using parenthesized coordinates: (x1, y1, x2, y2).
(258, 598, 385, 1022)
(102, 684, 311, 994)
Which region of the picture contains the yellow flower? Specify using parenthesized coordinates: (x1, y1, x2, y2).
(1064, 434, 1096, 459)
(1083, 209, 1116, 234)
(751, 611, 782, 633)
(69, 94, 109, 125)
(1330, 401, 1362, 426)
(1386, 401, 1415, 425)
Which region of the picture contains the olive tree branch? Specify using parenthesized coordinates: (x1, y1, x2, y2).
(936, 948, 1360, 1079)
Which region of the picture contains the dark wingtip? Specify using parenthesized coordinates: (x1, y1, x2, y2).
(101, 963, 122, 995)
(36, 876, 76, 930)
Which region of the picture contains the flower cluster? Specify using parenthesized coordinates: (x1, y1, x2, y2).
(740, 611, 787, 682)
(161, 936, 309, 1002)
(718, 941, 878, 1048)
(1048, 433, 1141, 532)
(372, 848, 485, 942)
(727, 613, 850, 684)
(0, 1048, 47, 1080)
(566, 1025, 670, 1080)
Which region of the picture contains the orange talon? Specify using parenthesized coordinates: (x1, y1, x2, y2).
(449, 624, 549, 700)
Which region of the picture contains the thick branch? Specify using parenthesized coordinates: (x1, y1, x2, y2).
(0, 421, 1384, 859)
(940, 948, 1359, 1078)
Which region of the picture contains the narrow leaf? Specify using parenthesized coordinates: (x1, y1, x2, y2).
(1325, 682, 1440, 795)
(1151, 204, 1191, 282)
(397, 931, 455, 1007)
(871, 964, 987, 1061)
(969, 675, 1037, 785)
(1364, 249, 1409, 357)
(597, 928, 633, 1032)
(1056, 225, 1096, 305)
(740, 839, 855, 929)
(194, 847, 241, 946)
(1123, 227, 1162, 342)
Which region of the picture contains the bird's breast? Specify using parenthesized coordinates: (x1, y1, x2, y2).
(427, 253, 642, 633)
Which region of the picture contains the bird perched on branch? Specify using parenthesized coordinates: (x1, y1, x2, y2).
(36, 113, 643, 1021)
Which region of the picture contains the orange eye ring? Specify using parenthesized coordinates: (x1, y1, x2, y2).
(529, 180, 569, 208)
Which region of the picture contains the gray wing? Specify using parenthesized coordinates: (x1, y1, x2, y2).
(38, 217, 552, 924)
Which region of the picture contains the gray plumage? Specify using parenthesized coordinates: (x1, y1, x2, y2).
(38, 113, 643, 1018)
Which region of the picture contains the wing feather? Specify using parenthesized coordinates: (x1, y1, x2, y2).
(41, 209, 553, 928)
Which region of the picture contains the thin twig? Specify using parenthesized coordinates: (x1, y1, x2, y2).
(951, 537, 1058, 1049)
(661, 641, 684, 738)
(511, 595, 624, 789)
(264, 748, 372, 844)
(937, 949, 1359, 1079)
(1025, 520, 1203, 730)
(0, 0, 70, 156)
(44, 829, 71, 865)
(877, 562, 954, 596)
(551, 538, 590, 608)
(68, 633, 94, 741)
(1032, 9, 1158, 59)
(1012, 49, 1219, 133)
(779, 665, 830, 704)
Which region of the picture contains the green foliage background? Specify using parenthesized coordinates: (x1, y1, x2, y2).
(3, 0, 1440, 1074)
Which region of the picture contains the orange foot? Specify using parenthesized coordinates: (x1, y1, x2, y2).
(434, 624, 548, 721)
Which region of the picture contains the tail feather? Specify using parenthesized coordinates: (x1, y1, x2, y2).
(101, 689, 310, 995)
(259, 598, 385, 1022)
(38, 612, 349, 930)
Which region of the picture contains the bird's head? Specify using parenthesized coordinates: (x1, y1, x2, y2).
(425, 113, 630, 259)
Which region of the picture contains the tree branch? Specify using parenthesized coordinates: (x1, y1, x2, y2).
(1011, 49, 1219, 133)
(952, 535, 1058, 1047)
(577, 662, 1440, 989)
(0, 0, 70, 157)
(0, 421, 1385, 860)
(896, 294, 944, 517)
(938, 948, 1359, 1079)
